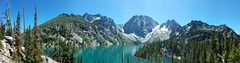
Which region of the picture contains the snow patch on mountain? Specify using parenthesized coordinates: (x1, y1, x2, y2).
(122, 33, 139, 41)
(121, 25, 172, 43)
(159, 26, 169, 32)
(142, 25, 172, 42)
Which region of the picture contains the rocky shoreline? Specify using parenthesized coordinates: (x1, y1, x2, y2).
(0, 36, 58, 63)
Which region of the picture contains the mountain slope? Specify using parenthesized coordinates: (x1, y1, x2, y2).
(39, 13, 134, 46)
(121, 19, 181, 42)
(135, 20, 239, 60)
(170, 20, 239, 44)
(144, 19, 181, 42)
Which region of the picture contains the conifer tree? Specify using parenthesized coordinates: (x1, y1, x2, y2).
(122, 52, 124, 63)
(16, 11, 22, 52)
(203, 42, 206, 63)
(6, 0, 13, 37)
(23, 0, 26, 33)
(81, 55, 83, 63)
(77, 56, 81, 63)
(0, 13, 4, 39)
(25, 25, 35, 62)
(223, 24, 228, 63)
(98, 59, 100, 63)
(127, 56, 129, 63)
(11, 11, 24, 62)
(4, 10, 11, 36)
(0, 23, 4, 39)
(216, 32, 222, 62)
(0, 13, 2, 26)
(33, 5, 43, 63)
(138, 57, 140, 63)
(23, 0, 27, 57)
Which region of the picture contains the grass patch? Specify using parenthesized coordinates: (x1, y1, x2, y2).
(0, 40, 4, 49)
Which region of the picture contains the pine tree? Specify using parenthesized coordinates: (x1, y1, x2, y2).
(192, 44, 195, 63)
(40, 29, 56, 62)
(203, 42, 206, 63)
(228, 34, 239, 62)
(127, 56, 129, 63)
(33, 5, 38, 62)
(223, 24, 228, 63)
(0, 22, 5, 39)
(0, 13, 2, 26)
(171, 41, 174, 63)
(98, 59, 100, 63)
(16, 11, 22, 52)
(237, 40, 240, 62)
(22, 1, 27, 60)
(207, 39, 214, 63)
(6, 0, 13, 37)
(81, 55, 83, 63)
(122, 52, 124, 63)
(33, 5, 43, 63)
(138, 57, 140, 63)
(216, 32, 222, 62)
(25, 25, 35, 62)
(0, 14, 4, 39)
(23, 0, 26, 34)
(12, 11, 24, 62)
(3, 10, 11, 36)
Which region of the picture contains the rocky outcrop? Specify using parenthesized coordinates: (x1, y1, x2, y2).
(0, 36, 16, 63)
(0, 36, 58, 63)
(71, 33, 83, 43)
(117, 24, 124, 32)
(83, 13, 102, 22)
(41, 55, 58, 63)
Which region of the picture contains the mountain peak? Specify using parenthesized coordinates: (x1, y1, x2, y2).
(188, 20, 209, 27)
(83, 12, 89, 16)
(133, 15, 148, 17)
(160, 19, 181, 32)
(83, 13, 102, 17)
(166, 19, 177, 23)
(123, 15, 159, 38)
(83, 13, 102, 22)
(58, 13, 80, 17)
(131, 15, 155, 22)
(164, 19, 179, 26)
(58, 13, 70, 17)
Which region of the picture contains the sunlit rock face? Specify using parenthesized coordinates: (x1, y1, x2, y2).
(83, 13, 102, 22)
(123, 15, 159, 38)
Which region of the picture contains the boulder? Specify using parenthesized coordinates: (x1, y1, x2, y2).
(3, 36, 15, 45)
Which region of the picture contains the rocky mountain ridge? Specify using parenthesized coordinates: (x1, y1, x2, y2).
(39, 13, 239, 45)
(39, 13, 135, 46)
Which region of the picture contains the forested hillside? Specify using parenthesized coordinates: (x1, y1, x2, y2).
(135, 21, 240, 63)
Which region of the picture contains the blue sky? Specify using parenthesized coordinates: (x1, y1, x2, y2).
(0, 0, 240, 33)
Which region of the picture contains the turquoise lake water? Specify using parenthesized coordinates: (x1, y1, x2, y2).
(43, 44, 174, 63)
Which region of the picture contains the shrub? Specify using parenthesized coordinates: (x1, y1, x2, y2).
(0, 40, 4, 49)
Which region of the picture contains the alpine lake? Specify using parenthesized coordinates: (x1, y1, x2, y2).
(43, 44, 175, 63)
